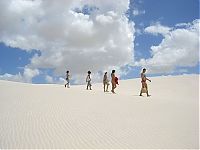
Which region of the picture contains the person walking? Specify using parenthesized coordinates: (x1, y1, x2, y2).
(86, 71, 92, 90)
(140, 68, 151, 97)
(103, 72, 110, 92)
(111, 70, 117, 94)
(65, 70, 70, 88)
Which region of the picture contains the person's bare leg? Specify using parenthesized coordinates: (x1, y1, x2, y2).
(89, 82, 92, 90)
(112, 84, 115, 93)
(104, 84, 106, 92)
(147, 89, 150, 97)
(67, 81, 70, 88)
(139, 89, 142, 96)
(145, 85, 150, 96)
(147, 91, 150, 97)
(106, 84, 109, 92)
(112, 84, 116, 94)
(140, 83, 145, 96)
(111, 83, 114, 93)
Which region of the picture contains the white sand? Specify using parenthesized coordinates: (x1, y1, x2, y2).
(0, 75, 199, 149)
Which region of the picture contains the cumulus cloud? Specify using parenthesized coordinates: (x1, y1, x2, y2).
(0, 73, 23, 82)
(0, 66, 39, 83)
(144, 22, 172, 36)
(135, 19, 199, 74)
(0, 0, 134, 83)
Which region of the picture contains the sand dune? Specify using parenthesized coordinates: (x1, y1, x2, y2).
(0, 75, 199, 149)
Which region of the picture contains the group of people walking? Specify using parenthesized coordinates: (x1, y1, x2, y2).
(64, 68, 151, 96)
(102, 70, 119, 93)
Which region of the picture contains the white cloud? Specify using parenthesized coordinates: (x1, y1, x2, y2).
(132, 9, 145, 16)
(144, 22, 172, 36)
(178, 69, 188, 73)
(0, 66, 39, 83)
(135, 19, 199, 74)
(0, 73, 24, 82)
(96, 13, 114, 25)
(135, 28, 142, 35)
(79, 0, 130, 14)
(45, 75, 65, 84)
(175, 23, 189, 27)
(45, 75, 54, 83)
(23, 67, 40, 82)
(58, 77, 66, 84)
(0, 0, 135, 84)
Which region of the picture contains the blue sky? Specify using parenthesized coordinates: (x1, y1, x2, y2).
(0, 0, 199, 84)
(123, 0, 199, 79)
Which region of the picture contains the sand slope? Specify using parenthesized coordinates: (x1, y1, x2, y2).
(0, 75, 199, 149)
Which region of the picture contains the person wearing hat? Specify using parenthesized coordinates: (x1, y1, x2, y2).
(140, 68, 151, 97)
(65, 70, 70, 88)
(86, 71, 92, 90)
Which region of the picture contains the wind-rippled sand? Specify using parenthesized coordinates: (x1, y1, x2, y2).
(0, 75, 199, 149)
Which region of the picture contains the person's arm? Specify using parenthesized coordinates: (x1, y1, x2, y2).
(113, 74, 116, 83)
(146, 78, 151, 82)
(112, 73, 115, 81)
(103, 75, 106, 82)
(141, 73, 145, 80)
